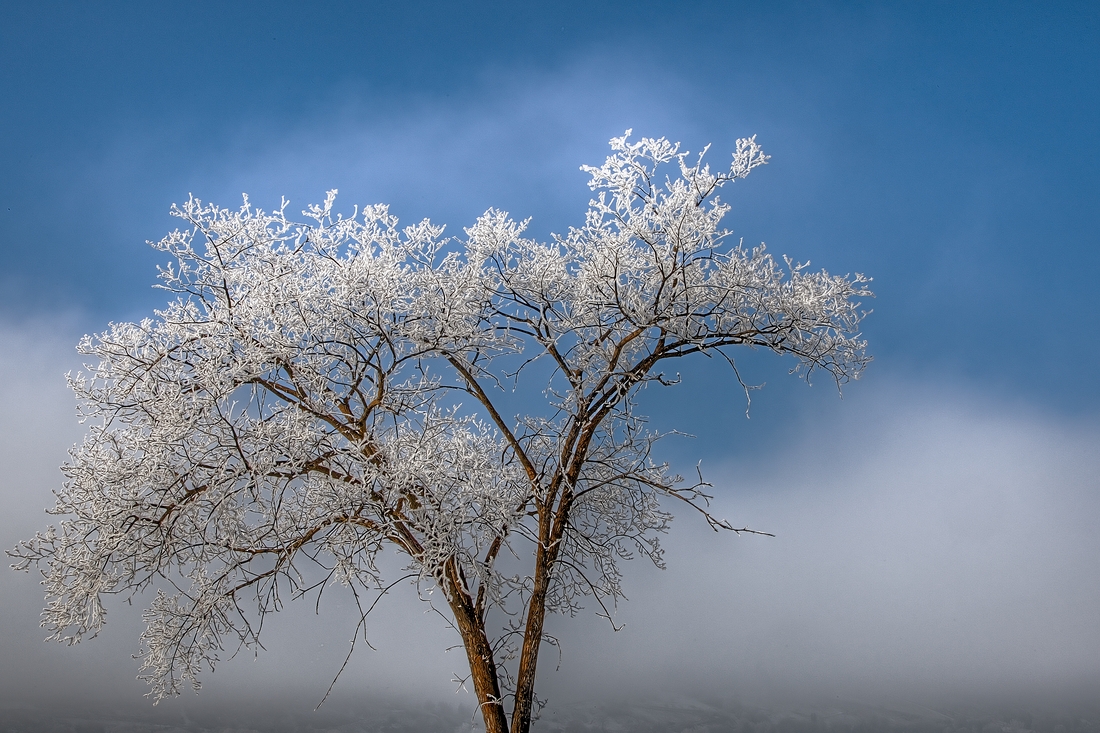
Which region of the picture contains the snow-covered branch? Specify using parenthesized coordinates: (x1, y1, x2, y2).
(11, 132, 870, 733)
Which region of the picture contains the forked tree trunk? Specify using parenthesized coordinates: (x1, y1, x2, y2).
(447, 543, 556, 733)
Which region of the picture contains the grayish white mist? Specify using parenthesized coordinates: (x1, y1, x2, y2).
(2, 318, 1097, 723)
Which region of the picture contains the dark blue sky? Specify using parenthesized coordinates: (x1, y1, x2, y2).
(2, 1, 1098, 414)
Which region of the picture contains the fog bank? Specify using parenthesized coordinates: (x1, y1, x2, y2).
(2, 319, 1098, 723)
(545, 383, 1100, 713)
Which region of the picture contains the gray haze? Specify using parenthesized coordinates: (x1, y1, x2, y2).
(2, 317, 1098, 727)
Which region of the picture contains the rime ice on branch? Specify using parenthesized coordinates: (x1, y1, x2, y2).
(10, 131, 871, 733)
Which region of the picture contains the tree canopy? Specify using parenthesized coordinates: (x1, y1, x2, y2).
(11, 131, 871, 733)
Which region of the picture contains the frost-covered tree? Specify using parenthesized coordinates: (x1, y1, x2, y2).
(10, 132, 870, 733)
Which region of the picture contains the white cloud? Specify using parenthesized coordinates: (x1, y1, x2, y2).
(545, 381, 1100, 710)
(3, 317, 1097, 716)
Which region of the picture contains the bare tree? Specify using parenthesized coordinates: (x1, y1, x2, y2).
(10, 131, 871, 733)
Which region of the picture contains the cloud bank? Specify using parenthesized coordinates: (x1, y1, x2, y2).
(1, 318, 1097, 722)
(547, 382, 1100, 713)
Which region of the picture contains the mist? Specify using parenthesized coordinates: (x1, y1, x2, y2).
(2, 317, 1097, 730)
(546, 383, 1100, 712)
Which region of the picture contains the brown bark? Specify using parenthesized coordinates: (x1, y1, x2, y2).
(509, 533, 557, 733)
(446, 562, 509, 733)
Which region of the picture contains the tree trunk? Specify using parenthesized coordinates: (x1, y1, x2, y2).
(509, 541, 554, 733)
(447, 566, 510, 733)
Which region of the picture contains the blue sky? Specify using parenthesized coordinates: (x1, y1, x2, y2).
(2, 1, 1099, 723)
(3, 2, 1098, 411)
